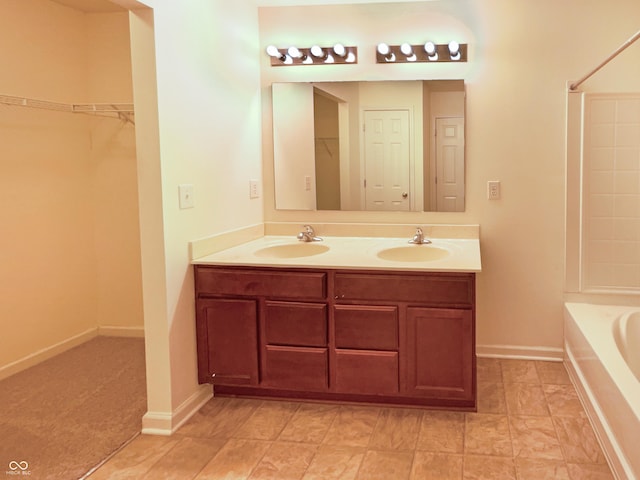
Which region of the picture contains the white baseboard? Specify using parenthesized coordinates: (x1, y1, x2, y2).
(476, 344, 564, 361)
(98, 325, 145, 338)
(141, 385, 213, 436)
(0, 327, 98, 381)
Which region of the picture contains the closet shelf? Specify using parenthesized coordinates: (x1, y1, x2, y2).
(0, 94, 135, 124)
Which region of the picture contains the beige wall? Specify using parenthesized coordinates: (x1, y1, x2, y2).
(0, 1, 142, 374)
(259, 0, 640, 357)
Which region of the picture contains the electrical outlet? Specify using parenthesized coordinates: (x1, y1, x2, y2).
(249, 180, 260, 199)
(487, 180, 501, 200)
(305, 176, 312, 191)
(178, 184, 195, 209)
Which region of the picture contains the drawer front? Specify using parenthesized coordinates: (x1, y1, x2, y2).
(265, 301, 327, 347)
(334, 272, 474, 307)
(334, 305, 398, 350)
(263, 346, 328, 391)
(335, 350, 399, 394)
(196, 267, 326, 300)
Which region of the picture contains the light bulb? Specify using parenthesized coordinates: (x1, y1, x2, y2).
(310, 45, 325, 59)
(333, 43, 347, 57)
(424, 42, 438, 61)
(345, 51, 356, 63)
(287, 46, 303, 59)
(266, 45, 281, 58)
(448, 41, 461, 60)
(400, 43, 413, 56)
(324, 53, 335, 64)
(424, 42, 436, 54)
(377, 43, 390, 55)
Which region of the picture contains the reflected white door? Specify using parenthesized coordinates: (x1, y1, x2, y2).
(363, 110, 411, 211)
(435, 117, 464, 212)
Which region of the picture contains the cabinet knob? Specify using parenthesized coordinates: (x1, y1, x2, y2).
(211, 373, 216, 378)
(334, 294, 345, 299)
(402, 192, 408, 198)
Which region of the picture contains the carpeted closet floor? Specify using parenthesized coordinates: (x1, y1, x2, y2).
(0, 336, 146, 480)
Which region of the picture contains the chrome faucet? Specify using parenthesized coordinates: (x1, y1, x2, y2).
(297, 225, 323, 242)
(408, 227, 432, 245)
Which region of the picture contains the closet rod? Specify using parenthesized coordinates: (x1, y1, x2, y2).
(0, 93, 134, 119)
(569, 29, 640, 91)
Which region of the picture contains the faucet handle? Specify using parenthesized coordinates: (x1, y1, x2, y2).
(303, 225, 315, 235)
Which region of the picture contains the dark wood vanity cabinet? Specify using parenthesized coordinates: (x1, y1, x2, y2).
(194, 265, 476, 409)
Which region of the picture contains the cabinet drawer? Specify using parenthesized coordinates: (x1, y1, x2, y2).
(334, 305, 398, 350)
(335, 350, 398, 394)
(265, 301, 327, 347)
(196, 267, 326, 300)
(263, 346, 328, 391)
(334, 272, 474, 307)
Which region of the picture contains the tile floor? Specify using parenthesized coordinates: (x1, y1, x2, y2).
(89, 359, 614, 480)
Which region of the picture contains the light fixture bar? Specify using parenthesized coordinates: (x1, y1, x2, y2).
(375, 42, 467, 63)
(267, 45, 358, 66)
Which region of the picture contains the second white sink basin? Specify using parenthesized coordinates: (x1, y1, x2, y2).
(377, 245, 450, 262)
(254, 243, 330, 259)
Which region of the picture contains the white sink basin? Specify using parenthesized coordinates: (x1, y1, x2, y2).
(254, 243, 330, 259)
(376, 245, 450, 263)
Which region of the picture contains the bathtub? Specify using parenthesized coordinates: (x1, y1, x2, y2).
(564, 303, 640, 480)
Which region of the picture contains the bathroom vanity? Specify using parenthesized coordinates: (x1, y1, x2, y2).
(192, 230, 481, 410)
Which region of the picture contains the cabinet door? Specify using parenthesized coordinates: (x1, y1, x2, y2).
(196, 298, 259, 386)
(405, 307, 474, 402)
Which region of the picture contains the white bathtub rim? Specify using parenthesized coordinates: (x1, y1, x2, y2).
(564, 302, 640, 480)
(564, 302, 640, 413)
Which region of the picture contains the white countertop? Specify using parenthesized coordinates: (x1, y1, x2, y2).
(191, 235, 482, 273)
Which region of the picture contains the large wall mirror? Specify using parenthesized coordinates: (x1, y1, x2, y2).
(272, 80, 465, 212)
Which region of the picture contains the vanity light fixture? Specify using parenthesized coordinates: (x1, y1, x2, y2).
(266, 44, 358, 66)
(376, 41, 467, 63)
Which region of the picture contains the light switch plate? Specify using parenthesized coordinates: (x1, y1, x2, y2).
(487, 180, 501, 200)
(178, 184, 195, 209)
(249, 180, 260, 199)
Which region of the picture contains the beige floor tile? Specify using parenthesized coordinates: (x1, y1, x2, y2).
(476, 358, 502, 383)
(355, 450, 414, 480)
(140, 437, 225, 480)
(566, 463, 614, 479)
(410, 452, 463, 480)
(543, 385, 585, 417)
(464, 413, 512, 457)
(369, 408, 422, 451)
(302, 445, 365, 480)
(552, 416, 608, 464)
(509, 416, 564, 461)
(279, 403, 338, 444)
(233, 400, 299, 441)
(416, 410, 465, 454)
(322, 405, 380, 447)
(505, 383, 550, 416)
(515, 458, 571, 480)
(195, 439, 271, 480)
(536, 361, 572, 385)
(176, 398, 260, 439)
(248, 441, 317, 480)
(463, 455, 516, 480)
(477, 382, 507, 414)
(88, 435, 181, 480)
(501, 360, 540, 384)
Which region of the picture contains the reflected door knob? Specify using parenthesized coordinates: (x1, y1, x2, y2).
(402, 192, 408, 198)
